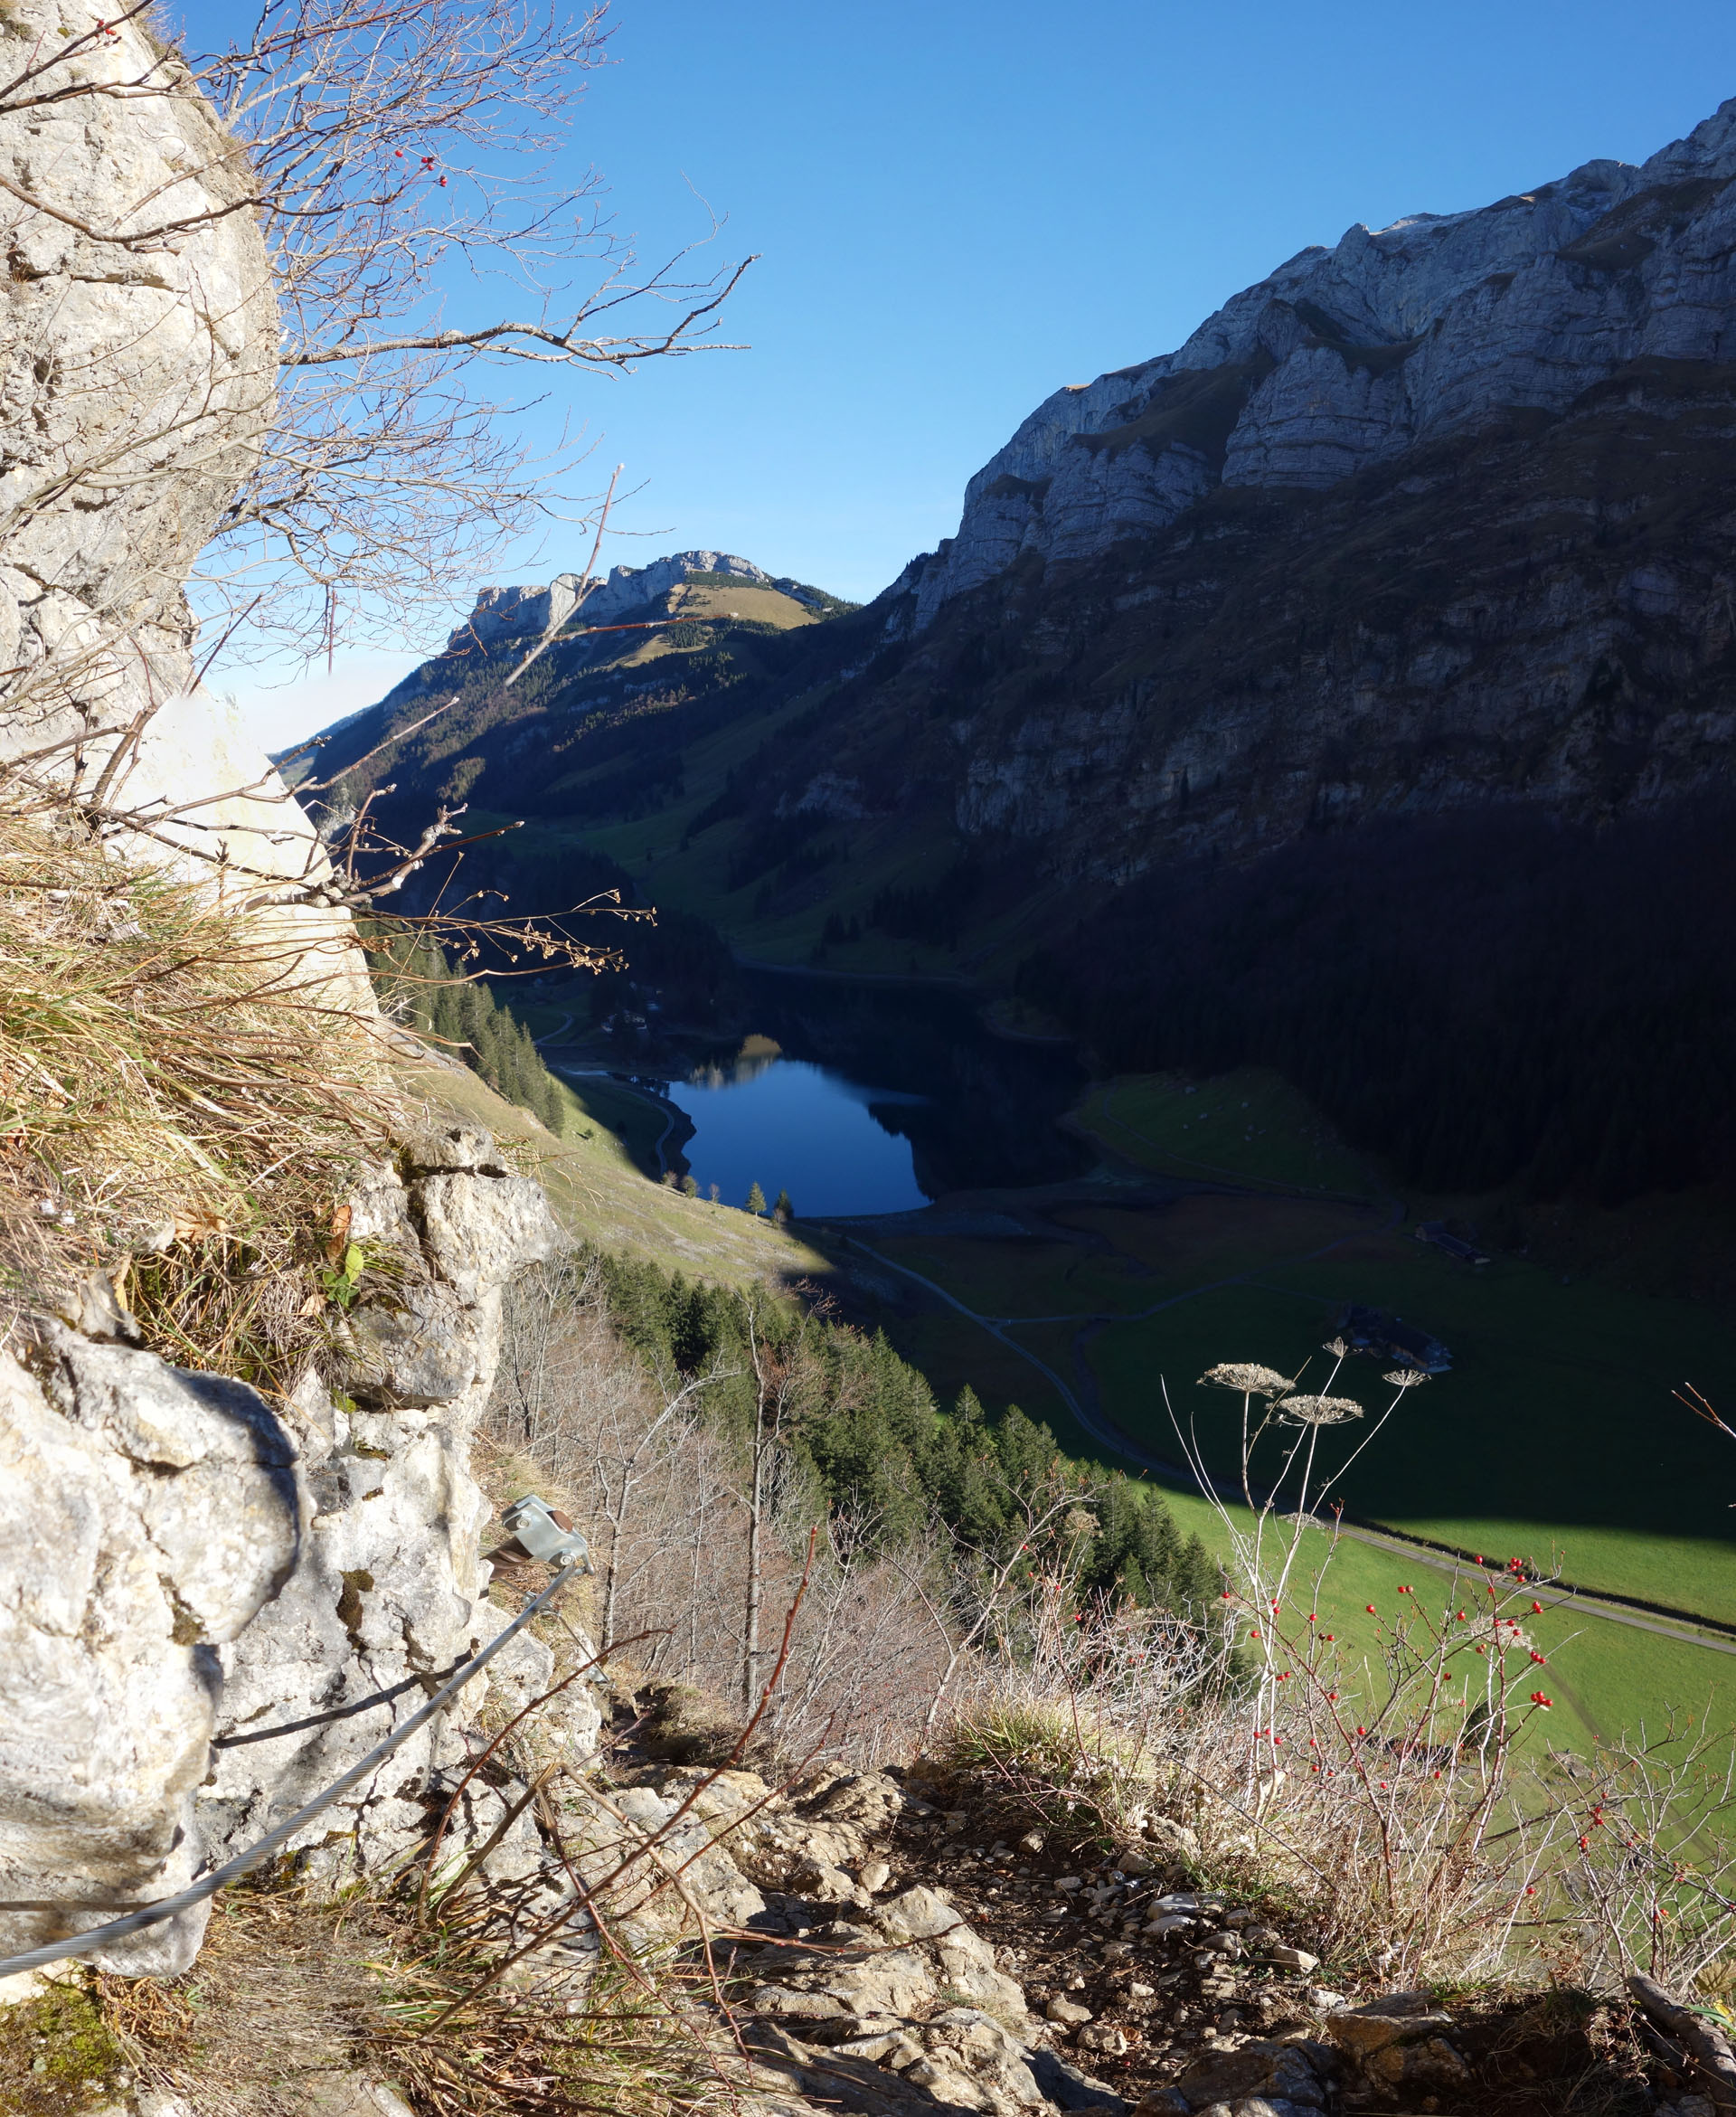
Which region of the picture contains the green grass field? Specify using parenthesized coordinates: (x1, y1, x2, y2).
(550, 1071, 675, 1178)
(1144, 1477, 1731, 1754)
(1077, 1069, 1377, 1195)
(856, 1062, 1736, 1754)
(1078, 1229, 1736, 1619)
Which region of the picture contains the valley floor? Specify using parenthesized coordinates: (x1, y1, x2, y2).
(801, 1067, 1736, 1758)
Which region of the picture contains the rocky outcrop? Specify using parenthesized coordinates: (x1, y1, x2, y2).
(0, 1114, 577, 1983)
(736, 332, 1736, 892)
(0, 0, 587, 2008)
(451, 552, 777, 649)
(0, 0, 364, 997)
(0, 1329, 299, 1977)
(910, 99, 1736, 625)
(199, 1120, 579, 1878)
(0, 0, 277, 737)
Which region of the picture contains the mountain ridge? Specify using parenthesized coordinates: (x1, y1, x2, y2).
(899, 95, 1736, 628)
(305, 98, 1736, 1210)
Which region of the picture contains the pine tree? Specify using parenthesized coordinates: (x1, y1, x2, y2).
(744, 1180, 767, 1215)
(772, 1187, 793, 1221)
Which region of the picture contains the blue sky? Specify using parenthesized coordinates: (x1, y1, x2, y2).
(218, 0, 1736, 749)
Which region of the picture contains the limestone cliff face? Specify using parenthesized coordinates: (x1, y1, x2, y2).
(0, 0, 352, 941)
(200, 1120, 582, 1886)
(726, 105, 1736, 888)
(0, 12, 582, 1984)
(910, 99, 1736, 628)
(0, 1332, 300, 1978)
(453, 551, 777, 649)
(0, 1117, 579, 1980)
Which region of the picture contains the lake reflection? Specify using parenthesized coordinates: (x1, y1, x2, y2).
(664, 1041, 928, 1217)
(649, 976, 1090, 1218)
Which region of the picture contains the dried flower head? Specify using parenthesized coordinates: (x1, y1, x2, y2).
(1383, 1369, 1430, 1388)
(1322, 1336, 1349, 1357)
(1275, 1394, 1365, 1426)
(1199, 1362, 1295, 1398)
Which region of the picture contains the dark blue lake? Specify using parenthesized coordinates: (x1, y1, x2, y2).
(664, 1042, 928, 1217)
(649, 973, 1090, 1219)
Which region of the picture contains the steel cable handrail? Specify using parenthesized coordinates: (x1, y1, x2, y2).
(0, 1561, 580, 1980)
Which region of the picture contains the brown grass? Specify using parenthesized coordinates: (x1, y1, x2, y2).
(0, 812, 402, 1385)
(93, 1878, 736, 2117)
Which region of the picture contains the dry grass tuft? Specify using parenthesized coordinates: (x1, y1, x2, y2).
(94, 1881, 735, 2117)
(0, 813, 402, 1384)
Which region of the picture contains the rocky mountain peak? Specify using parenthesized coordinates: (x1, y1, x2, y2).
(901, 95, 1736, 628)
(450, 550, 778, 649)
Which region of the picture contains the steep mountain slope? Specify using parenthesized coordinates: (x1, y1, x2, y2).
(905, 98, 1736, 623)
(306, 549, 852, 817)
(317, 102, 1736, 1209)
(328, 101, 1736, 906)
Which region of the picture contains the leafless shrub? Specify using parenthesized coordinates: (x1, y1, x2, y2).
(485, 1260, 951, 1769)
(936, 1348, 1736, 1993)
(4, 0, 750, 662)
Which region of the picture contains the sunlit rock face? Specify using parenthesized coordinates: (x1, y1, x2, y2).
(0, 0, 278, 785)
(199, 1122, 575, 1885)
(0, 21, 583, 1987)
(0, 1332, 299, 1978)
(453, 552, 775, 647)
(913, 102, 1736, 625)
(0, 0, 366, 998)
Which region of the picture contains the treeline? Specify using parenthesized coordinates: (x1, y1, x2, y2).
(367, 929, 567, 1133)
(863, 859, 984, 950)
(589, 1245, 1222, 1619)
(1017, 799, 1736, 1205)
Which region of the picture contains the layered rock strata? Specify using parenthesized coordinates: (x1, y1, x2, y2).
(910, 99, 1736, 625)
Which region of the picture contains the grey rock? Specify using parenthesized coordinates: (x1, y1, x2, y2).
(1173, 2038, 1326, 2110)
(398, 1120, 506, 1175)
(1325, 1991, 1456, 2061)
(753, 1985, 850, 2020)
(1192, 2102, 1310, 2117)
(1046, 1997, 1094, 2024)
(1077, 2025, 1128, 2056)
(1361, 2032, 1472, 2093)
(206, 1129, 583, 1882)
(0, 1340, 298, 1976)
(289, 2078, 416, 2116)
(876, 1882, 965, 1941)
(1028, 2046, 1131, 2112)
(342, 1279, 488, 1409)
(911, 100, 1736, 626)
(1142, 1819, 1203, 1865)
